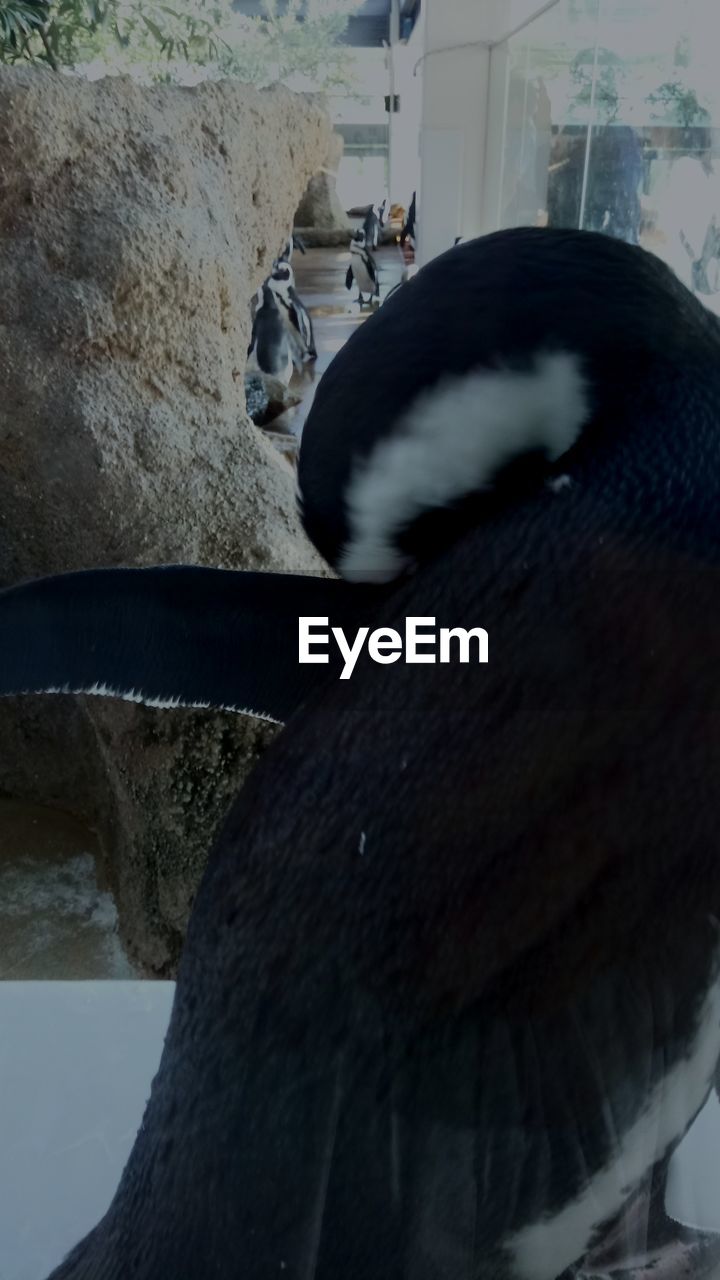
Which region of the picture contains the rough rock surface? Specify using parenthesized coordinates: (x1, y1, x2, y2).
(245, 371, 301, 426)
(0, 67, 331, 971)
(294, 226, 397, 247)
(294, 129, 350, 233)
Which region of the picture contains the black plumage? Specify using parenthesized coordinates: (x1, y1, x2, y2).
(3, 229, 720, 1280)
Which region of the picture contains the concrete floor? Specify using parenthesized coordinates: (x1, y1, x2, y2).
(269, 239, 405, 441)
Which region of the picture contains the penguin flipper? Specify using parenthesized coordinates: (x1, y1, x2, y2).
(345, 265, 354, 291)
(0, 567, 389, 725)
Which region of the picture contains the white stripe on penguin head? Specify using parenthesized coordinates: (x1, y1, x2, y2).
(339, 351, 589, 584)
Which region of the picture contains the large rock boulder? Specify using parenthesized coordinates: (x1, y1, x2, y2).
(294, 129, 350, 235)
(0, 67, 331, 972)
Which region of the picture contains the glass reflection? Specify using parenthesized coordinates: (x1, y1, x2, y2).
(490, 0, 720, 313)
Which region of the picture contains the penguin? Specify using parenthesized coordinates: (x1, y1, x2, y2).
(400, 189, 417, 253)
(277, 232, 307, 265)
(345, 228, 380, 307)
(248, 282, 264, 324)
(0, 566, 385, 724)
(298, 227, 720, 583)
(362, 198, 387, 251)
(246, 282, 294, 386)
(4, 228, 720, 1280)
(268, 260, 317, 362)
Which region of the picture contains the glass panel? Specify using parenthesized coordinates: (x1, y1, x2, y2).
(496, 0, 601, 231)
(487, 0, 720, 313)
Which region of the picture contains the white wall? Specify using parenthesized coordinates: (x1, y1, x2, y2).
(491, 0, 560, 42)
(327, 12, 427, 217)
(417, 0, 495, 263)
(417, 0, 561, 263)
(326, 48, 389, 211)
(388, 6, 425, 211)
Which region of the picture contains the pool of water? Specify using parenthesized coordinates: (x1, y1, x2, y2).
(0, 799, 137, 980)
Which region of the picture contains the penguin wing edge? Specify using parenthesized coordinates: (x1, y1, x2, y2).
(0, 567, 391, 725)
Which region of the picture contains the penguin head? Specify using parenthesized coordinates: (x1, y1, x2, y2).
(298, 227, 720, 584)
(351, 230, 367, 251)
(270, 261, 295, 292)
(277, 234, 293, 264)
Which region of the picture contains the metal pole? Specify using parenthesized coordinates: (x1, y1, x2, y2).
(388, 0, 400, 203)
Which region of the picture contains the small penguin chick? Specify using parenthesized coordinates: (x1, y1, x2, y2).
(277, 232, 307, 265)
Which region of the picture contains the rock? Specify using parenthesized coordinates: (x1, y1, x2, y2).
(292, 226, 397, 249)
(261, 429, 300, 465)
(294, 129, 350, 233)
(0, 66, 331, 972)
(292, 227, 354, 247)
(245, 372, 301, 426)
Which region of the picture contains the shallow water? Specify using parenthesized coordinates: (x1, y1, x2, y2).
(0, 799, 137, 980)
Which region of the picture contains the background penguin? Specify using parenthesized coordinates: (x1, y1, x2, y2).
(277, 232, 307, 265)
(246, 282, 294, 386)
(4, 229, 720, 1280)
(248, 282, 264, 324)
(362, 197, 387, 250)
(400, 189, 417, 253)
(345, 228, 379, 307)
(268, 260, 317, 363)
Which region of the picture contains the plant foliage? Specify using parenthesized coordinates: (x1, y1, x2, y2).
(646, 78, 710, 129)
(0, 0, 361, 90)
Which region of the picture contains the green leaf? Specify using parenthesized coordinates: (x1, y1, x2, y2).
(140, 11, 165, 42)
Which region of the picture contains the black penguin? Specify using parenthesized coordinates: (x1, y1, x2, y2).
(345, 228, 379, 307)
(298, 228, 719, 582)
(269, 260, 317, 362)
(277, 232, 307, 264)
(400, 190, 417, 251)
(3, 229, 720, 1280)
(246, 282, 294, 386)
(363, 198, 387, 250)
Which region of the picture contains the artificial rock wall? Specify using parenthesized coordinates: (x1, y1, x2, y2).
(0, 67, 331, 971)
